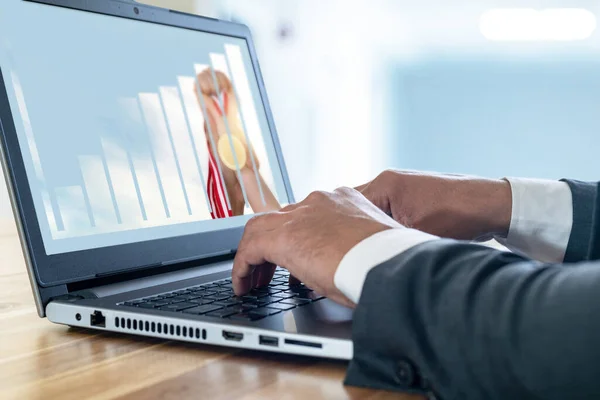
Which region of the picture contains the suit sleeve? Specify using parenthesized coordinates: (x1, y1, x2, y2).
(562, 180, 599, 262)
(343, 181, 600, 398)
(345, 240, 600, 399)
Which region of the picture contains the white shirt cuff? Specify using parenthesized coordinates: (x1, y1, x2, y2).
(496, 177, 573, 263)
(334, 228, 438, 304)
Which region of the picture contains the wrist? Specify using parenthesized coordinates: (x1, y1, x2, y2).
(480, 178, 513, 238)
(457, 178, 512, 239)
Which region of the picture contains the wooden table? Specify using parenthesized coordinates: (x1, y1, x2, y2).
(0, 221, 421, 400)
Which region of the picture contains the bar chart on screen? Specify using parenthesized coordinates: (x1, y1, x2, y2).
(12, 43, 276, 241)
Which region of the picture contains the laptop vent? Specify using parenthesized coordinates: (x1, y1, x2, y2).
(114, 316, 207, 340)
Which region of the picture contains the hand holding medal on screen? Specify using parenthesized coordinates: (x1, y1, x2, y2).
(195, 68, 280, 218)
(196, 69, 260, 171)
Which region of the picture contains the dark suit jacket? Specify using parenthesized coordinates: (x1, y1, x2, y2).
(345, 180, 600, 400)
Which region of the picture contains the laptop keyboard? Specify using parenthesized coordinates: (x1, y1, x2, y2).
(117, 269, 325, 321)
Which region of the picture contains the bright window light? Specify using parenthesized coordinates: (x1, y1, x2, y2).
(480, 8, 597, 41)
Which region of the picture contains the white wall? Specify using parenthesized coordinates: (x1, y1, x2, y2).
(219, 0, 391, 199)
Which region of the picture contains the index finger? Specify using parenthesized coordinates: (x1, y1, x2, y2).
(232, 213, 289, 295)
(232, 230, 280, 296)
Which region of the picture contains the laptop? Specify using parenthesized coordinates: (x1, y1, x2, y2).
(0, 0, 353, 359)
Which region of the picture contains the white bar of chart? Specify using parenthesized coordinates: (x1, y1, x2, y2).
(79, 155, 119, 227)
(119, 97, 169, 222)
(224, 45, 277, 195)
(177, 76, 211, 206)
(101, 137, 145, 225)
(159, 86, 211, 220)
(139, 93, 189, 219)
(55, 186, 90, 233)
(41, 190, 59, 233)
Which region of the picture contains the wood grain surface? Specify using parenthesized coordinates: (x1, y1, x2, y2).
(0, 222, 422, 400)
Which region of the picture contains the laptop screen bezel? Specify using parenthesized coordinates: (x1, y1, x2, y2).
(0, 0, 294, 287)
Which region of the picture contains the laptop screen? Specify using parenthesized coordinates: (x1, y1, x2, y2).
(0, 1, 290, 255)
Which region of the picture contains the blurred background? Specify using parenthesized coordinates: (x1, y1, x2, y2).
(2, 0, 600, 225)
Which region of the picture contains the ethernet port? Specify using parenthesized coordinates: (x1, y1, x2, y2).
(90, 311, 106, 328)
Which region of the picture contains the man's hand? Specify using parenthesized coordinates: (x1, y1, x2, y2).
(232, 187, 403, 307)
(356, 170, 512, 241)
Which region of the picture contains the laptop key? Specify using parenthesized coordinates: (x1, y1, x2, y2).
(227, 304, 258, 314)
(182, 304, 223, 315)
(190, 298, 215, 305)
(295, 292, 325, 301)
(290, 285, 313, 292)
(205, 308, 239, 318)
(137, 303, 158, 309)
(280, 298, 311, 306)
(267, 303, 296, 311)
(214, 298, 243, 307)
(159, 302, 197, 312)
(151, 300, 172, 307)
(176, 295, 200, 301)
(245, 300, 269, 308)
(247, 291, 269, 299)
(259, 296, 283, 304)
(204, 294, 231, 301)
(230, 312, 264, 321)
(204, 284, 220, 289)
(266, 288, 284, 295)
(271, 293, 297, 300)
(250, 307, 281, 317)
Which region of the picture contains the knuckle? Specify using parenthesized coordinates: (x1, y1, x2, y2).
(306, 190, 328, 202)
(334, 186, 354, 195)
(380, 169, 397, 180)
(245, 215, 262, 231)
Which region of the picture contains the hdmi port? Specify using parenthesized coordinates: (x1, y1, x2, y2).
(222, 330, 243, 341)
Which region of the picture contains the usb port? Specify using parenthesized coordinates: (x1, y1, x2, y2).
(222, 330, 243, 341)
(259, 335, 279, 347)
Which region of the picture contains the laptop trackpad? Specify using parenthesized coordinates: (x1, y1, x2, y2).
(259, 299, 353, 340)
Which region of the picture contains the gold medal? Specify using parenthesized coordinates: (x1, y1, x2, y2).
(217, 134, 247, 170)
